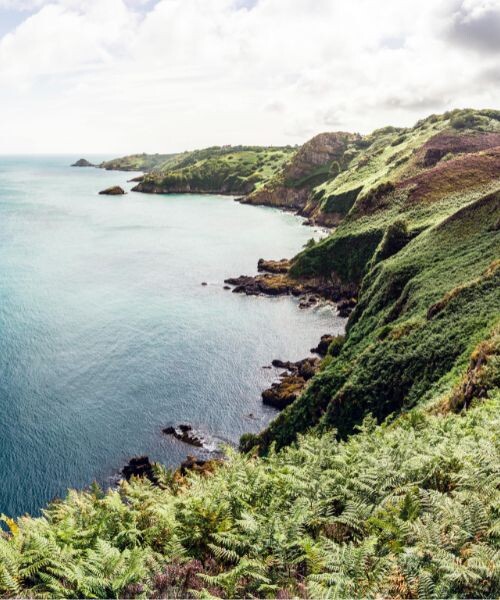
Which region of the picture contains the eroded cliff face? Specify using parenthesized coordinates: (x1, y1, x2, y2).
(283, 132, 359, 181)
(240, 132, 360, 219)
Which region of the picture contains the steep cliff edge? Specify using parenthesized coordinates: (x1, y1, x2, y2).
(239, 131, 360, 218)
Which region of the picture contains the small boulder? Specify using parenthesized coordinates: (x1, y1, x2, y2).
(99, 186, 125, 195)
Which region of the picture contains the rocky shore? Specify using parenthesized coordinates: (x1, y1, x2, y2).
(260, 333, 344, 411)
(224, 257, 357, 316)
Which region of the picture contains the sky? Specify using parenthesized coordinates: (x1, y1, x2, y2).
(0, 0, 499, 154)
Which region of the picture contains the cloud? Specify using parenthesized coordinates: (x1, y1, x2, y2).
(0, 0, 498, 153)
(445, 0, 500, 53)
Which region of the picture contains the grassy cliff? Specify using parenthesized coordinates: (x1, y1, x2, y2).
(0, 110, 498, 598)
(242, 109, 500, 452)
(125, 146, 296, 195)
(100, 153, 177, 172)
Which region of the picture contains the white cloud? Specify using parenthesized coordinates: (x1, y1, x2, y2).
(0, 0, 498, 153)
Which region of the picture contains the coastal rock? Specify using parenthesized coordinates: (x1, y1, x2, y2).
(262, 375, 306, 410)
(337, 298, 357, 318)
(128, 175, 144, 183)
(178, 455, 220, 476)
(224, 270, 357, 304)
(263, 356, 320, 410)
(163, 424, 204, 447)
(121, 456, 156, 482)
(71, 158, 94, 167)
(257, 258, 291, 274)
(99, 186, 126, 195)
(225, 274, 295, 296)
(311, 334, 334, 356)
(299, 295, 319, 309)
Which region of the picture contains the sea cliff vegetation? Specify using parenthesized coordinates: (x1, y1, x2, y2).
(108, 146, 296, 195)
(1, 109, 499, 598)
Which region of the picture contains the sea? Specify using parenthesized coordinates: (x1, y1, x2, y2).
(0, 156, 344, 516)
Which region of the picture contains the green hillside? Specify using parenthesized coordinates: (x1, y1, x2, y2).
(100, 153, 177, 172)
(129, 146, 296, 195)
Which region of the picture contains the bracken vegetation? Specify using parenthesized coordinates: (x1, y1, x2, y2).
(1, 109, 499, 598)
(1, 396, 498, 598)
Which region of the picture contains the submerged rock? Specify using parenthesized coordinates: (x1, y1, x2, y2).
(99, 186, 126, 195)
(71, 158, 94, 167)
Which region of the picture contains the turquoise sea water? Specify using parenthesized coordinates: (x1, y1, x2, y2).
(0, 156, 344, 517)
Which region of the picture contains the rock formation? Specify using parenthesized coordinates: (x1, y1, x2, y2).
(99, 186, 126, 195)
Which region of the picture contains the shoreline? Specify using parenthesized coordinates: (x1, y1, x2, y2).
(120, 252, 350, 480)
(88, 162, 346, 479)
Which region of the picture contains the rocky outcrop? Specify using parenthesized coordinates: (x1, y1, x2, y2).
(99, 186, 126, 195)
(337, 297, 357, 317)
(132, 179, 255, 195)
(71, 158, 95, 167)
(257, 258, 290, 274)
(178, 455, 221, 476)
(240, 132, 360, 216)
(224, 272, 357, 304)
(284, 132, 359, 182)
(311, 334, 335, 356)
(163, 424, 204, 447)
(262, 357, 320, 410)
(121, 456, 156, 482)
(240, 186, 310, 211)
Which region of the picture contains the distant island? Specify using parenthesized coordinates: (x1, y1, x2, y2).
(71, 158, 95, 167)
(4, 108, 499, 599)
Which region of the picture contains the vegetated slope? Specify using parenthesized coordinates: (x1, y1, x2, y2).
(0, 109, 498, 599)
(130, 145, 296, 195)
(239, 132, 360, 215)
(242, 109, 500, 452)
(100, 153, 178, 172)
(0, 397, 498, 597)
(241, 108, 500, 226)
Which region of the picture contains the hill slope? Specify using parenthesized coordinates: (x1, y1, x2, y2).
(129, 145, 296, 195)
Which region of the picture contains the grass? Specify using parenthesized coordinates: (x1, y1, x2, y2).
(249, 189, 500, 451)
(132, 146, 296, 195)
